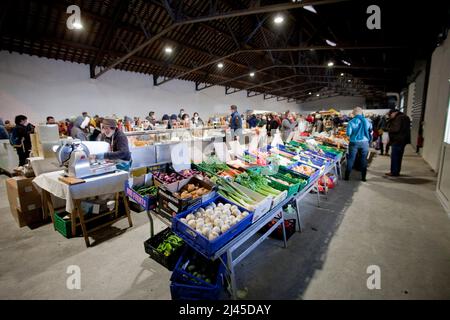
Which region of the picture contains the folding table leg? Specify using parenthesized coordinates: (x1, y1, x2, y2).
(74, 200, 90, 247)
(316, 182, 321, 207)
(121, 192, 133, 228)
(227, 250, 237, 300)
(147, 210, 154, 237)
(281, 217, 287, 248)
(295, 198, 304, 232)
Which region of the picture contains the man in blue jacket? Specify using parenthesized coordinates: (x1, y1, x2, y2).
(229, 105, 243, 143)
(345, 107, 372, 181)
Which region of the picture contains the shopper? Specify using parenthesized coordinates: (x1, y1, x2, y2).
(257, 115, 267, 128)
(229, 105, 242, 142)
(70, 116, 88, 141)
(247, 114, 258, 128)
(46, 116, 56, 125)
(93, 118, 131, 166)
(0, 118, 9, 139)
(297, 115, 307, 134)
(90, 117, 103, 141)
(386, 109, 411, 177)
(379, 113, 390, 156)
(161, 114, 170, 129)
(315, 114, 324, 133)
(146, 111, 156, 125)
(269, 114, 281, 137)
(191, 112, 204, 127)
(344, 107, 372, 182)
(141, 119, 152, 130)
(178, 108, 185, 120)
(11, 115, 34, 166)
(168, 114, 178, 129)
(281, 112, 296, 141)
(181, 114, 191, 128)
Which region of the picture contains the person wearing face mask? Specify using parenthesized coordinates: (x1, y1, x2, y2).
(91, 118, 131, 166)
(11, 115, 35, 166)
(70, 116, 89, 141)
(191, 112, 204, 127)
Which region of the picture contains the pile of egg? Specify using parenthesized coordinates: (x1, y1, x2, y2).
(180, 202, 249, 241)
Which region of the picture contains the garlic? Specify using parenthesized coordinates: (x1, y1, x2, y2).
(218, 203, 224, 207)
(213, 218, 222, 227)
(209, 231, 219, 241)
(211, 202, 217, 208)
(221, 224, 230, 233)
(186, 214, 195, 221)
(201, 227, 211, 237)
(241, 211, 249, 217)
(195, 221, 204, 229)
(212, 226, 221, 234)
(231, 205, 238, 211)
(224, 203, 231, 210)
(180, 218, 188, 224)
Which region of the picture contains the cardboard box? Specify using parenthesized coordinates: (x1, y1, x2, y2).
(6, 177, 43, 213)
(157, 175, 216, 217)
(9, 207, 43, 228)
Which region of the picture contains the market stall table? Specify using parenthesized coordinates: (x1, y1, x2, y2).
(33, 170, 132, 247)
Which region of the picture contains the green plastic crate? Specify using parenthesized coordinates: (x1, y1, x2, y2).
(267, 174, 300, 196)
(277, 167, 309, 190)
(54, 211, 80, 238)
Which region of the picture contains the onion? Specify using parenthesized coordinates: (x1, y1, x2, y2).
(221, 224, 230, 233)
(188, 220, 196, 228)
(209, 231, 219, 241)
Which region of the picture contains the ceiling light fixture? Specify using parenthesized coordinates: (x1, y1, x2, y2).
(217, 62, 224, 69)
(326, 39, 337, 47)
(303, 5, 317, 14)
(340, 73, 344, 77)
(274, 15, 284, 24)
(348, 79, 352, 83)
(327, 61, 334, 67)
(308, 92, 312, 95)
(316, 94, 320, 97)
(342, 60, 351, 66)
(164, 46, 173, 54)
(249, 72, 255, 77)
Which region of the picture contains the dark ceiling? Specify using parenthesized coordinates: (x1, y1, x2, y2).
(0, 0, 448, 103)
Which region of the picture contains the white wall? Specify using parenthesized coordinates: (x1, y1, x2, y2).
(0, 51, 296, 124)
(422, 36, 450, 172)
(296, 95, 366, 113)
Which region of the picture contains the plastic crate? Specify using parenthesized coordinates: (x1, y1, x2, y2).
(267, 173, 301, 196)
(171, 196, 253, 258)
(258, 218, 296, 241)
(53, 211, 80, 238)
(144, 227, 185, 271)
(125, 180, 157, 211)
(170, 248, 226, 300)
(286, 162, 321, 182)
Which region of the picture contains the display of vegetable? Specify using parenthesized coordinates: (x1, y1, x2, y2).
(179, 201, 249, 241)
(174, 183, 210, 199)
(240, 154, 257, 163)
(215, 177, 259, 211)
(153, 171, 185, 184)
(178, 169, 206, 178)
(156, 234, 184, 257)
(268, 176, 292, 186)
(195, 160, 229, 176)
(290, 164, 316, 177)
(182, 255, 218, 284)
(234, 171, 280, 197)
(133, 185, 158, 197)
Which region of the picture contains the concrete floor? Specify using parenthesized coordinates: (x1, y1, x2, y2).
(1, 147, 450, 299)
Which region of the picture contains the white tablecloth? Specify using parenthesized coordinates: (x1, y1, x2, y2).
(33, 170, 129, 213)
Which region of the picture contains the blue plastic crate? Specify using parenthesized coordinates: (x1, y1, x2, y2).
(286, 161, 321, 183)
(170, 248, 227, 300)
(171, 196, 253, 258)
(124, 180, 157, 211)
